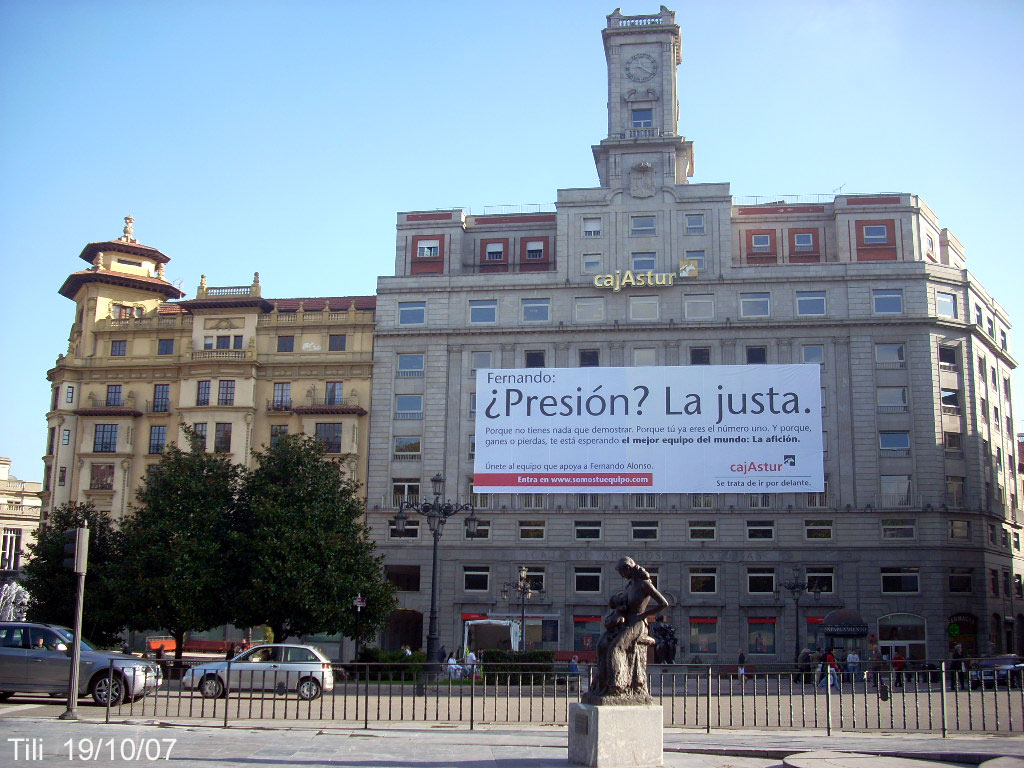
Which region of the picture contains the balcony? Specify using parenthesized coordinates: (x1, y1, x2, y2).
(461, 259, 556, 274)
(270, 394, 367, 416)
(191, 349, 253, 361)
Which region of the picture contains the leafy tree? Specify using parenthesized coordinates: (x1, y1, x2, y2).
(21, 502, 125, 646)
(117, 431, 242, 659)
(232, 434, 394, 643)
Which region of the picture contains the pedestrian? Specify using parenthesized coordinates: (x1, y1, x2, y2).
(465, 648, 478, 678)
(951, 643, 965, 690)
(437, 644, 447, 664)
(737, 649, 746, 683)
(810, 648, 823, 686)
(846, 648, 861, 684)
(402, 644, 412, 657)
(817, 648, 839, 690)
(447, 652, 462, 679)
(568, 655, 580, 688)
(892, 650, 906, 688)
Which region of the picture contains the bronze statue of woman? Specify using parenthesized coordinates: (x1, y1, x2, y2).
(583, 556, 669, 705)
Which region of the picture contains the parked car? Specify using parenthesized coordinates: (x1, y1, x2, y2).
(181, 644, 334, 701)
(0, 621, 162, 705)
(969, 655, 1024, 689)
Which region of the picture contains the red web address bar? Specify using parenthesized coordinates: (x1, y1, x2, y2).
(473, 473, 653, 486)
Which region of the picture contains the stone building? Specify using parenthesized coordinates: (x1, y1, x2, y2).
(44, 219, 375, 522)
(0, 457, 43, 581)
(366, 7, 1022, 662)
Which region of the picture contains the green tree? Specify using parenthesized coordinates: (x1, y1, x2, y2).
(21, 502, 125, 647)
(232, 434, 394, 643)
(117, 432, 242, 659)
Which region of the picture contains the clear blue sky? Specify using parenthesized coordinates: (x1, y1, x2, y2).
(2, 0, 1023, 480)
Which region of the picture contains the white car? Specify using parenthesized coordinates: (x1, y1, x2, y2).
(181, 644, 334, 700)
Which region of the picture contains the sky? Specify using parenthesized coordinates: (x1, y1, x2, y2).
(2, 0, 1023, 481)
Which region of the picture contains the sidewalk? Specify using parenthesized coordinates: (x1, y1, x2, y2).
(3, 718, 1024, 768)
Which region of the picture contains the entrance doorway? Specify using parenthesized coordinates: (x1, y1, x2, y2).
(381, 609, 423, 652)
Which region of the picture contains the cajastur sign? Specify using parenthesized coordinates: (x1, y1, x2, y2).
(592, 260, 699, 291)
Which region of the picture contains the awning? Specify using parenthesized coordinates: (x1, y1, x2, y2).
(821, 608, 869, 637)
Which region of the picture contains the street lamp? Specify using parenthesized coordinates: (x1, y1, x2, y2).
(776, 565, 821, 663)
(502, 565, 543, 651)
(391, 473, 478, 678)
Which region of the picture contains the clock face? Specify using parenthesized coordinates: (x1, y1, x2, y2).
(625, 53, 657, 82)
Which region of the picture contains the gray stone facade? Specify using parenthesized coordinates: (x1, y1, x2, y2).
(366, 7, 1021, 663)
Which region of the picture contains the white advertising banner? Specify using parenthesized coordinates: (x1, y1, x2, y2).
(473, 365, 823, 494)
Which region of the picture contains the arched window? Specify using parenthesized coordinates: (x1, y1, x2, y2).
(878, 613, 927, 661)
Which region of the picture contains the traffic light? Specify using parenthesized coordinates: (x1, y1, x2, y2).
(62, 527, 89, 574)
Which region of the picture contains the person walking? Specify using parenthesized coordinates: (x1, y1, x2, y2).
(951, 643, 966, 690)
(892, 650, 906, 688)
(817, 648, 840, 690)
(810, 648, 823, 686)
(737, 649, 746, 684)
(846, 648, 861, 684)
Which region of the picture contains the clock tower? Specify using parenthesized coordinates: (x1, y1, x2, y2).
(592, 6, 694, 191)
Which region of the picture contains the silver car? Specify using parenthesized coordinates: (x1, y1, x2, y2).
(0, 622, 162, 705)
(181, 644, 334, 701)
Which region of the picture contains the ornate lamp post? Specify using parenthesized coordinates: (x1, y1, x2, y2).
(776, 565, 821, 663)
(391, 473, 478, 678)
(502, 565, 543, 651)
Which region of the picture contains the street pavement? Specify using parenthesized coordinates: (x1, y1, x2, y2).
(2, 716, 1024, 768)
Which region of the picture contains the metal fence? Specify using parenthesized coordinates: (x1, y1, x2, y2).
(99, 660, 1024, 735)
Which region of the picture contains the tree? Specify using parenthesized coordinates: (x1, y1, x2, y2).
(117, 431, 242, 659)
(21, 502, 125, 647)
(232, 434, 394, 643)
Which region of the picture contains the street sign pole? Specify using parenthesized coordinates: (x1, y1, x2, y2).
(353, 594, 365, 661)
(60, 525, 89, 721)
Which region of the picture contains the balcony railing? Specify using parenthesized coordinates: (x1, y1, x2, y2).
(460, 260, 557, 274)
(191, 350, 252, 361)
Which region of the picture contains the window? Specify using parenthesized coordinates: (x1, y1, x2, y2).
(575, 567, 602, 593)
(574, 520, 602, 540)
(872, 288, 904, 314)
(525, 241, 545, 260)
(392, 480, 419, 506)
(233, 335, 243, 349)
(464, 566, 489, 592)
(93, 424, 117, 453)
(326, 381, 344, 404)
(157, 339, 174, 355)
(632, 348, 656, 366)
(392, 436, 421, 460)
(796, 291, 826, 316)
(801, 344, 824, 365)
(277, 336, 295, 352)
(416, 239, 440, 259)
(882, 518, 916, 539)
(397, 353, 424, 377)
(110, 340, 126, 356)
(746, 520, 775, 540)
(217, 380, 235, 406)
(58, 466, 66, 486)
(215, 335, 230, 350)
(937, 292, 958, 319)
(469, 393, 476, 417)
(525, 350, 546, 368)
(106, 385, 122, 407)
(214, 423, 232, 453)
(522, 298, 550, 322)
(879, 431, 910, 456)
(196, 380, 211, 406)
(518, 520, 546, 540)
(315, 423, 342, 453)
(520, 493, 544, 509)
(271, 382, 291, 409)
(471, 351, 492, 372)
(576, 494, 599, 510)
(147, 425, 167, 455)
(880, 475, 912, 505)
(686, 347, 710, 366)
(466, 517, 490, 540)
(582, 217, 602, 238)
(62, 429, 70, 445)
(688, 520, 715, 539)
(630, 216, 655, 236)
(485, 243, 504, 261)
(949, 520, 970, 540)
(524, 567, 545, 592)
(386, 565, 420, 591)
(389, 517, 419, 539)
(631, 252, 656, 270)
(747, 567, 775, 593)
(398, 301, 425, 325)
(746, 346, 767, 364)
(630, 108, 652, 128)
(65, 386, 75, 403)
(740, 292, 770, 317)
(632, 493, 657, 510)
(582, 254, 602, 273)
(804, 519, 833, 540)
(684, 294, 714, 320)
(329, 334, 346, 351)
(631, 520, 659, 540)
(689, 618, 718, 654)
(629, 295, 659, 321)
(152, 384, 170, 412)
(395, 395, 423, 419)
(863, 224, 890, 244)
(688, 567, 717, 593)
(938, 346, 958, 369)
(1001, 330, 1008, 351)
(194, 422, 208, 450)
(793, 232, 815, 251)
(875, 343, 905, 367)
(750, 233, 772, 253)
(684, 250, 706, 270)
(881, 567, 919, 593)
(579, 349, 600, 367)
(89, 463, 114, 490)
(575, 297, 605, 322)
(806, 567, 834, 594)
(468, 300, 497, 326)
(877, 387, 908, 412)
(685, 213, 705, 234)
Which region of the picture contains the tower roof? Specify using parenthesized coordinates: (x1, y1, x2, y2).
(58, 268, 185, 300)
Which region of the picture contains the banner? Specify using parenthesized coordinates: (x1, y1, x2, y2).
(473, 365, 823, 493)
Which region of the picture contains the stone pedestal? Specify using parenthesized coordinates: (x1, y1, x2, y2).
(567, 703, 663, 767)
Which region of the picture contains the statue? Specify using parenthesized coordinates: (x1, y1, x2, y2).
(583, 556, 669, 705)
(649, 615, 678, 664)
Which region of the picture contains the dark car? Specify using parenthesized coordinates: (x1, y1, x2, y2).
(0, 622, 162, 705)
(969, 655, 1024, 689)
